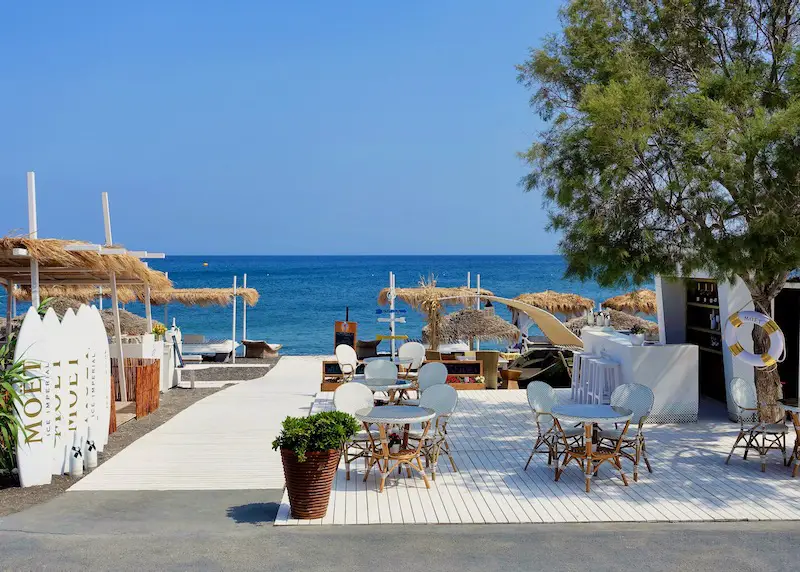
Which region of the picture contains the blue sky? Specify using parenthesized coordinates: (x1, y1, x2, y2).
(0, 1, 562, 255)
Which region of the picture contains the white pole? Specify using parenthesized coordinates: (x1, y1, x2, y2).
(389, 271, 396, 359)
(27, 172, 40, 309)
(466, 271, 471, 290)
(5, 282, 12, 339)
(475, 274, 481, 351)
(10, 280, 15, 317)
(102, 192, 126, 400)
(242, 273, 247, 342)
(98, 286, 103, 310)
(144, 282, 152, 332)
(231, 276, 237, 363)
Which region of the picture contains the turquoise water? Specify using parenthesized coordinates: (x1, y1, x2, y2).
(3, 256, 651, 355)
(128, 255, 648, 355)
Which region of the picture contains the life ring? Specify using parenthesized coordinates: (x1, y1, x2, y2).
(723, 311, 785, 368)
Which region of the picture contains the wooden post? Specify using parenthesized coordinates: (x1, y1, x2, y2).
(231, 276, 237, 364)
(102, 192, 126, 399)
(27, 172, 40, 309)
(242, 273, 247, 342)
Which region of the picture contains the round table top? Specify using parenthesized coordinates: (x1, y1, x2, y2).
(355, 405, 435, 424)
(363, 356, 414, 365)
(354, 378, 412, 392)
(781, 399, 800, 413)
(552, 404, 632, 424)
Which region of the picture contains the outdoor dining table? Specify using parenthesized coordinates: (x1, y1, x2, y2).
(781, 399, 800, 477)
(551, 403, 633, 493)
(353, 378, 413, 403)
(355, 405, 436, 492)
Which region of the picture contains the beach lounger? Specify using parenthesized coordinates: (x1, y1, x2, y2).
(242, 339, 282, 358)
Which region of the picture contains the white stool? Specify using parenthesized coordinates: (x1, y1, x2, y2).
(586, 358, 621, 404)
(572, 352, 598, 403)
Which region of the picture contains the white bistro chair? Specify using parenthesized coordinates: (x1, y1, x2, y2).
(598, 383, 654, 481)
(409, 384, 459, 479)
(335, 344, 359, 382)
(334, 382, 376, 480)
(725, 376, 788, 471)
(363, 359, 398, 380)
(401, 361, 447, 405)
(524, 381, 582, 470)
(398, 341, 426, 378)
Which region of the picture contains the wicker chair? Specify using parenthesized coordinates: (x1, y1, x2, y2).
(408, 384, 459, 479)
(398, 342, 426, 379)
(335, 344, 359, 382)
(333, 382, 376, 480)
(597, 383, 654, 481)
(401, 362, 447, 406)
(524, 381, 582, 470)
(725, 377, 788, 471)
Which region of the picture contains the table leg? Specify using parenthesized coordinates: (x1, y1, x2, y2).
(584, 421, 593, 493)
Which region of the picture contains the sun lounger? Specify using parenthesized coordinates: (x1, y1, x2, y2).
(242, 339, 282, 358)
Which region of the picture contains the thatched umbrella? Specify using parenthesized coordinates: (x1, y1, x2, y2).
(378, 277, 494, 350)
(100, 308, 164, 337)
(423, 309, 519, 344)
(565, 308, 658, 336)
(514, 291, 594, 317)
(13, 285, 260, 307)
(602, 289, 657, 315)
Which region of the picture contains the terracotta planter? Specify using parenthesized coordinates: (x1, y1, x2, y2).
(280, 449, 340, 519)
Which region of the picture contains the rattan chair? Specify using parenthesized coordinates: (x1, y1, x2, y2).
(401, 361, 447, 405)
(333, 382, 376, 480)
(335, 344, 359, 382)
(725, 377, 788, 471)
(398, 342, 426, 378)
(408, 384, 458, 479)
(524, 381, 582, 470)
(597, 383, 654, 481)
(363, 359, 397, 380)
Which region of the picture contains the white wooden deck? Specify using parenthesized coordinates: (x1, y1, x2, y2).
(70, 356, 321, 491)
(275, 390, 800, 525)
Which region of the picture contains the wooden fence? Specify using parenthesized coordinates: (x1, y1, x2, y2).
(111, 358, 161, 421)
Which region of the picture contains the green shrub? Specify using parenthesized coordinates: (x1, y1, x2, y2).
(272, 411, 360, 462)
(0, 336, 26, 476)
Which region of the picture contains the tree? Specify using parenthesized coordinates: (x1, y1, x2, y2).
(518, 0, 800, 409)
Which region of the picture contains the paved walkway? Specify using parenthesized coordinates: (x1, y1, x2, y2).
(70, 356, 321, 491)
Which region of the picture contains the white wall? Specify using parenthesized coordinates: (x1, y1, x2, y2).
(656, 276, 686, 344)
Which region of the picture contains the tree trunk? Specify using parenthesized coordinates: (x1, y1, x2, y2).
(745, 276, 788, 423)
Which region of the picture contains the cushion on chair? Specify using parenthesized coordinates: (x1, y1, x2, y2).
(753, 423, 789, 434)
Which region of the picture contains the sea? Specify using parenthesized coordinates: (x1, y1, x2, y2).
(118, 255, 650, 355)
(2, 256, 652, 355)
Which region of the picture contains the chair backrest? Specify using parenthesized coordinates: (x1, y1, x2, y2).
(364, 359, 397, 380)
(419, 384, 458, 417)
(335, 344, 358, 371)
(333, 382, 374, 415)
(610, 383, 654, 425)
(398, 342, 426, 369)
(526, 381, 558, 421)
(476, 351, 500, 389)
(417, 362, 448, 392)
(730, 376, 757, 411)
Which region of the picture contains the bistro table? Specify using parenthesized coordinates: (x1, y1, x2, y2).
(551, 404, 633, 492)
(781, 399, 800, 477)
(353, 378, 413, 403)
(355, 405, 436, 492)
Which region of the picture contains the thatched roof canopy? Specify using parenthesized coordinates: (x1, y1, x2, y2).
(423, 309, 520, 344)
(602, 289, 657, 315)
(514, 291, 594, 317)
(12, 285, 259, 307)
(148, 288, 259, 307)
(0, 237, 171, 289)
(565, 309, 658, 336)
(378, 285, 494, 308)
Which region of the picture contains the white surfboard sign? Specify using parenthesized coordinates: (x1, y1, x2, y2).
(90, 305, 111, 451)
(42, 308, 68, 475)
(60, 309, 87, 471)
(13, 307, 54, 487)
(76, 305, 98, 458)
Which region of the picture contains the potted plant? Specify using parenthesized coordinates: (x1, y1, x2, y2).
(387, 430, 402, 454)
(629, 324, 646, 346)
(152, 323, 167, 341)
(272, 411, 360, 519)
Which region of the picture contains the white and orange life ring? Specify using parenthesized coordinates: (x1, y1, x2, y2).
(723, 311, 785, 368)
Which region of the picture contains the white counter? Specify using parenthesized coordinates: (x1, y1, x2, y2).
(582, 329, 699, 423)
